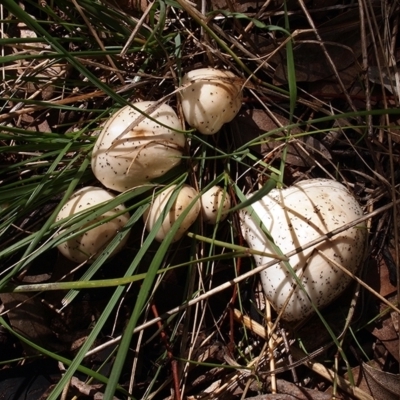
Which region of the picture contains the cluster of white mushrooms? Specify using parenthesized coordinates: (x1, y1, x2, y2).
(55, 67, 367, 321)
(56, 68, 237, 263)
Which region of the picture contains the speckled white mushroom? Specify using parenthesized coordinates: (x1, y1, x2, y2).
(200, 186, 231, 224)
(56, 187, 130, 263)
(91, 101, 185, 192)
(180, 68, 242, 135)
(240, 179, 367, 321)
(143, 184, 201, 242)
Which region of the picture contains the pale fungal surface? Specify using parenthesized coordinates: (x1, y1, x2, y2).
(56, 186, 130, 264)
(180, 68, 243, 135)
(200, 186, 231, 224)
(240, 178, 367, 321)
(143, 184, 201, 242)
(91, 101, 185, 192)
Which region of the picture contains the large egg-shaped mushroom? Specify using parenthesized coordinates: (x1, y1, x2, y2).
(240, 179, 367, 321)
(180, 68, 242, 135)
(143, 184, 200, 242)
(91, 101, 185, 192)
(56, 187, 130, 263)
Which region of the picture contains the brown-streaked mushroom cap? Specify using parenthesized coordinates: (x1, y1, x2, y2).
(240, 178, 367, 321)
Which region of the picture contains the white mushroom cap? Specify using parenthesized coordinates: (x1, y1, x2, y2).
(143, 184, 201, 242)
(240, 178, 367, 321)
(91, 101, 185, 192)
(56, 186, 130, 263)
(180, 68, 242, 135)
(200, 186, 231, 224)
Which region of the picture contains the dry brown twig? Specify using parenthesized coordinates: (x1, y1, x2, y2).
(233, 309, 374, 400)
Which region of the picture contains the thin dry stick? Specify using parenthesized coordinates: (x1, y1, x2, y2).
(174, 0, 258, 79)
(0, 90, 105, 122)
(120, 1, 155, 56)
(13, 57, 66, 104)
(334, 229, 369, 394)
(128, 296, 152, 394)
(389, 4, 400, 366)
(0, 4, 4, 82)
(234, 309, 337, 376)
(200, 335, 272, 399)
(388, 3, 400, 104)
(232, 0, 273, 48)
(362, 3, 400, 341)
(178, 260, 201, 397)
(70, 0, 124, 84)
(290, 346, 373, 400)
(358, 0, 373, 136)
(234, 309, 374, 400)
(296, 0, 358, 114)
(180, 254, 213, 397)
(151, 303, 181, 400)
(85, 198, 400, 358)
(280, 327, 298, 383)
(368, 0, 400, 364)
(266, 300, 277, 393)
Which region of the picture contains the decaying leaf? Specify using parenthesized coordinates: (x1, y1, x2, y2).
(362, 362, 400, 400)
(368, 66, 400, 97)
(0, 293, 63, 354)
(387, 116, 400, 145)
(17, 21, 47, 50)
(371, 301, 399, 363)
(271, 9, 377, 88)
(0, 359, 57, 400)
(70, 376, 104, 396)
(14, 15, 66, 100)
(233, 109, 331, 167)
(266, 378, 333, 400)
(273, 40, 359, 86)
(244, 394, 331, 400)
(209, 0, 304, 13)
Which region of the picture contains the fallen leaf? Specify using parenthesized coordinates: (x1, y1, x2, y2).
(371, 303, 399, 363)
(233, 109, 331, 167)
(267, 378, 333, 399)
(70, 376, 104, 396)
(244, 395, 329, 400)
(271, 9, 377, 86)
(362, 362, 400, 400)
(273, 40, 358, 85)
(308, 63, 361, 98)
(0, 293, 63, 354)
(209, 0, 304, 13)
(0, 359, 58, 400)
(368, 66, 400, 96)
(377, 252, 397, 297)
